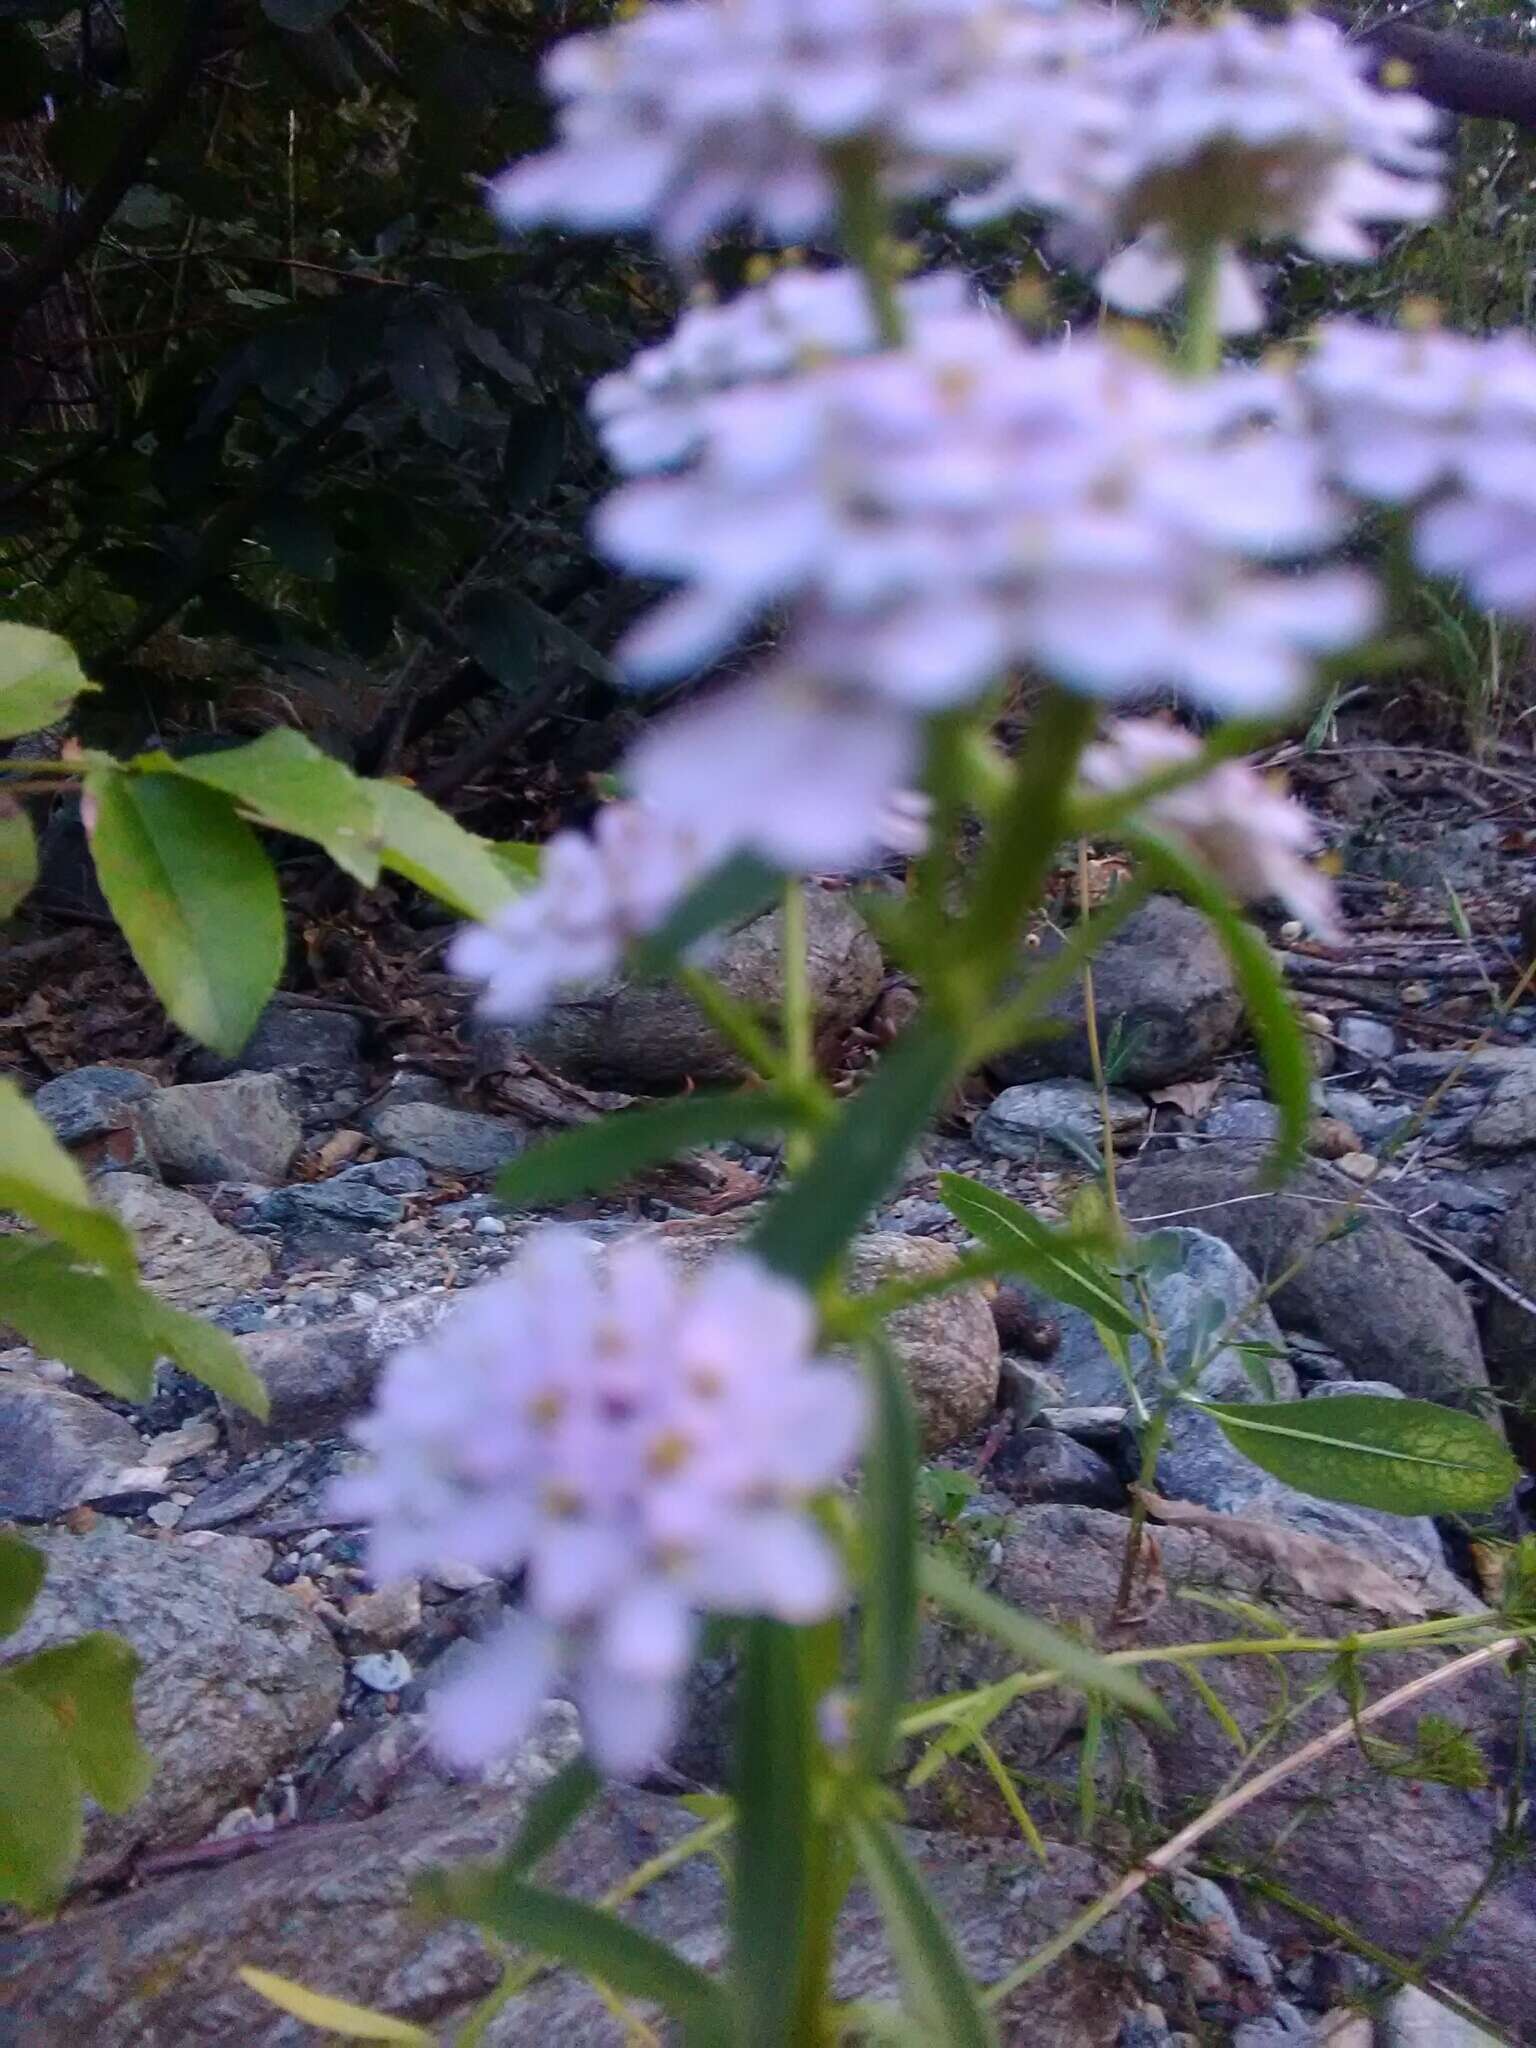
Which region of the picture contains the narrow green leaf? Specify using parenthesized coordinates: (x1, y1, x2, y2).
(859, 1335, 921, 1778)
(438, 1870, 733, 2047)
(754, 1017, 961, 1289)
(734, 1621, 812, 2047)
(155, 730, 383, 886)
(8, 1632, 152, 1811)
(0, 1240, 159, 1401)
(238, 1968, 433, 2043)
(937, 1173, 1141, 1337)
(0, 1079, 137, 1277)
(0, 796, 37, 920)
(135, 1296, 270, 1420)
(630, 851, 782, 978)
(500, 1756, 601, 1878)
(1132, 832, 1310, 1176)
(87, 768, 284, 1057)
(0, 1676, 82, 1912)
(1195, 1395, 1520, 1516)
(492, 841, 542, 888)
(848, 1813, 998, 2048)
(918, 1551, 1160, 1717)
(372, 781, 515, 922)
(0, 623, 95, 740)
(496, 1091, 800, 1210)
(0, 1533, 45, 1638)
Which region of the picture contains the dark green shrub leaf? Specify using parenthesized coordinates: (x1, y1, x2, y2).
(1196, 1395, 1520, 1515)
(0, 1533, 45, 1639)
(124, 0, 186, 86)
(7, 1633, 152, 1811)
(0, 1677, 81, 1912)
(87, 769, 284, 1058)
(0, 1240, 160, 1401)
(496, 1091, 801, 1210)
(937, 1174, 1141, 1337)
(0, 623, 95, 740)
(0, 1081, 137, 1276)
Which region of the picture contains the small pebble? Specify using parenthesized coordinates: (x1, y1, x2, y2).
(146, 1500, 184, 1529)
(353, 1649, 413, 1693)
(1335, 1151, 1380, 1183)
(475, 1214, 508, 1237)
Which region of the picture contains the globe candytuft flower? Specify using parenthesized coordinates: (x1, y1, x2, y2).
(447, 802, 714, 1022)
(488, 0, 1124, 262)
(1078, 718, 1341, 941)
(599, 308, 1375, 717)
(1302, 317, 1536, 616)
(332, 1230, 866, 1775)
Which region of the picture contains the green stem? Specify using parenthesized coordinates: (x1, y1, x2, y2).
(1177, 240, 1223, 378)
(781, 879, 815, 1173)
(831, 139, 904, 347)
(676, 963, 787, 1085)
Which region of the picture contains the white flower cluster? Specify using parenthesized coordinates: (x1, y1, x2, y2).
(333, 1230, 865, 1775)
(1302, 318, 1536, 616)
(495, 3, 1439, 333)
(599, 290, 1375, 717)
(1078, 719, 1340, 940)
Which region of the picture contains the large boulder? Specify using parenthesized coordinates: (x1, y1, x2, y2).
(1121, 1145, 1493, 1412)
(138, 1074, 302, 1185)
(0, 1376, 144, 1521)
(523, 884, 883, 1090)
(361, 1099, 527, 1177)
(0, 1776, 1151, 2048)
(93, 1175, 272, 1310)
(4, 1522, 342, 1883)
(846, 1234, 1001, 1450)
(914, 1503, 1535, 2040)
(990, 894, 1244, 1090)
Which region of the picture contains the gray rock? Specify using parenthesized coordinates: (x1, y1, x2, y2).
(1469, 1061, 1536, 1153)
(4, 1520, 341, 1884)
(235, 997, 364, 1077)
(258, 1180, 405, 1230)
(990, 895, 1245, 1090)
(915, 1502, 1536, 2040)
(995, 1426, 1123, 1508)
(138, 1073, 303, 1186)
(0, 1780, 1147, 2048)
(219, 1317, 373, 1450)
(1317, 1086, 1412, 1146)
(310, 1699, 580, 1820)
(352, 1649, 412, 1693)
(1336, 1015, 1397, 1063)
(0, 1380, 145, 1521)
(362, 1099, 526, 1176)
(93, 1175, 272, 1310)
(336, 1156, 430, 1195)
(1122, 1145, 1494, 1411)
(1202, 1097, 1282, 1144)
(847, 1235, 1002, 1451)
(1484, 1187, 1536, 1385)
(975, 1079, 1146, 1164)
(178, 1449, 305, 1530)
(525, 884, 883, 1090)
(31, 1066, 156, 1145)
(1379, 1985, 1504, 2047)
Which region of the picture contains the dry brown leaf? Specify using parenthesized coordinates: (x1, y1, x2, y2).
(1135, 1488, 1431, 1620)
(1149, 1078, 1220, 1117)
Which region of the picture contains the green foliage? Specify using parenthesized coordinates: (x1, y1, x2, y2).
(0, 798, 39, 921)
(1196, 1394, 1520, 1516)
(495, 1090, 802, 1209)
(0, 625, 95, 739)
(937, 1173, 1140, 1337)
(0, 1537, 151, 1913)
(848, 1813, 998, 2048)
(238, 1969, 434, 2043)
(733, 1622, 815, 2046)
(858, 1336, 923, 1779)
(0, 1079, 138, 1276)
(153, 728, 384, 884)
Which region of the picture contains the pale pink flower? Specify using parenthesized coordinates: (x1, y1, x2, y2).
(333, 1230, 865, 1775)
(1078, 718, 1340, 939)
(447, 802, 713, 1021)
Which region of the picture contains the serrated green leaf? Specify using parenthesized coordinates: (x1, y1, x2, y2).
(754, 1017, 961, 1289)
(0, 1533, 45, 1639)
(937, 1174, 1141, 1337)
(496, 1091, 800, 1210)
(1195, 1395, 1519, 1516)
(134, 1295, 269, 1420)
(0, 1239, 160, 1401)
(87, 769, 284, 1058)
(371, 781, 514, 922)
(0, 1675, 82, 1912)
(8, 1632, 151, 1811)
(0, 1079, 137, 1277)
(238, 1968, 433, 2043)
(155, 730, 382, 886)
(859, 1334, 920, 1779)
(919, 1551, 1159, 1717)
(434, 1869, 733, 2047)
(0, 796, 37, 920)
(0, 623, 95, 740)
(1132, 832, 1310, 1176)
(849, 1814, 998, 2048)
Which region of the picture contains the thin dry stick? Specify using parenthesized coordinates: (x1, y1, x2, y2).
(985, 1633, 1523, 2007)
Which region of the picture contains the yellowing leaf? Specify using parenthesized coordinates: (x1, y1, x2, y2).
(237, 1968, 434, 2043)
